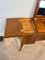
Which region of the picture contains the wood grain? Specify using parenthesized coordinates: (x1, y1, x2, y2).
(4, 18, 35, 38)
(34, 18, 45, 33)
(33, 0, 45, 18)
(19, 19, 34, 33)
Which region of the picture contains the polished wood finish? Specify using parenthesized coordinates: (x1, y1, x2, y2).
(33, 0, 45, 41)
(4, 18, 35, 38)
(33, 18, 45, 40)
(4, 18, 36, 50)
(33, 0, 45, 40)
(4, 18, 45, 50)
(34, 0, 40, 18)
(19, 19, 34, 33)
(34, 18, 45, 33)
(4, 0, 45, 50)
(34, 0, 45, 18)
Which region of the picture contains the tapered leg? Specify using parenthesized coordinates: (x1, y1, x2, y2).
(19, 36, 30, 51)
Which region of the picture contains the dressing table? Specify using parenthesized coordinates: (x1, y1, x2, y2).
(4, 0, 45, 50)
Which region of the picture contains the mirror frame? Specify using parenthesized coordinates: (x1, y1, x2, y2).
(34, 0, 45, 18)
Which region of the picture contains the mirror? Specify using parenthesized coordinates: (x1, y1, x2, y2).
(37, 0, 45, 15)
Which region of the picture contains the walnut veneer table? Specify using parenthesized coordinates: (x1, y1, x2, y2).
(4, 18, 45, 50)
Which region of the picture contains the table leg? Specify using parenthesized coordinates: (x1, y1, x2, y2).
(19, 36, 29, 51)
(19, 35, 35, 51)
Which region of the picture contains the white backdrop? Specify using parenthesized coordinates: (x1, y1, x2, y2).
(0, 0, 37, 36)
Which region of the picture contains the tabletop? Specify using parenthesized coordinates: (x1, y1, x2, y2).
(4, 18, 35, 38)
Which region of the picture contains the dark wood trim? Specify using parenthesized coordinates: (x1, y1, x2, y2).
(33, 0, 45, 18)
(34, 0, 40, 18)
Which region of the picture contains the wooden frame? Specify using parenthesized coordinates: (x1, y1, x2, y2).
(34, 0, 45, 18)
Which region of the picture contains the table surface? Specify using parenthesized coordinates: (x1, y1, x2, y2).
(34, 18, 45, 33)
(4, 18, 45, 38)
(4, 18, 35, 37)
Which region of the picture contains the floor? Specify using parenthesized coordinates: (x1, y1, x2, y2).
(0, 37, 45, 60)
